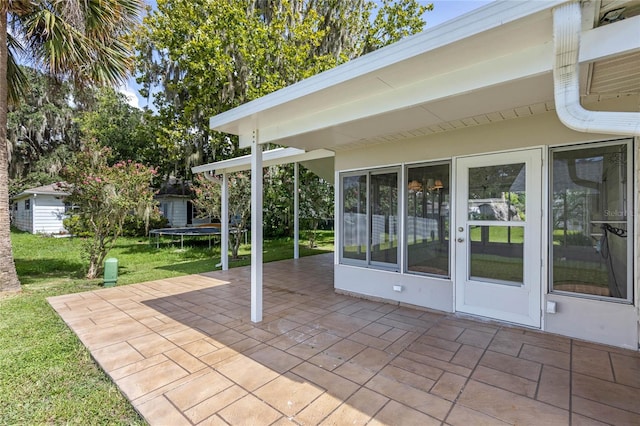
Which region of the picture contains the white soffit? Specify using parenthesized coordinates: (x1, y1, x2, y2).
(192, 148, 335, 175)
(589, 51, 640, 94)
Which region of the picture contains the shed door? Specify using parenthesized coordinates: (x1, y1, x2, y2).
(455, 149, 542, 327)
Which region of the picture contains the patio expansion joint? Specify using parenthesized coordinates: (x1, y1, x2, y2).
(607, 348, 617, 383)
(569, 339, 574, 425)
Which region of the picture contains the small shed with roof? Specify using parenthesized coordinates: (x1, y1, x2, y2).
(11, 183, 70, 234)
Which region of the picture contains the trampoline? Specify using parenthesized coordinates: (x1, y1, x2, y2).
(149, 226, 247, 249)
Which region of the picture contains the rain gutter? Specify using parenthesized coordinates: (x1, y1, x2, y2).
(553, 2, 640, 136)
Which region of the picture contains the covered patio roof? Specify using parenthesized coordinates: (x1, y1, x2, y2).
(191, 147, 335, 277)
(192, 147, 334, 177)
(193, 147, 335, 189)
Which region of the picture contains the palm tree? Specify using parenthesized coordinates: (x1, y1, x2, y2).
(0, 0, 143, 292)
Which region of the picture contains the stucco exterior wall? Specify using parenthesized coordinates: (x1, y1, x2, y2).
(333, 97, 639, 348)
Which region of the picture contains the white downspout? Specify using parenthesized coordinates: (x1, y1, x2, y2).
(553, 2, 640, 136)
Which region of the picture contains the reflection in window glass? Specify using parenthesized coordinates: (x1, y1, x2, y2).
(469, 225, 524, 284)
(342, 174, 367, 261)
(370, 173, 398, 266)
(406, 164, 450, 276)
(551, 143, 631, 300)
(468, 163, 526, 221)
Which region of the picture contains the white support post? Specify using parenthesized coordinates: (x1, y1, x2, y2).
(294, 162, 300, 259)
(221, 172, 229, 271)
(250, 131, 263, 323)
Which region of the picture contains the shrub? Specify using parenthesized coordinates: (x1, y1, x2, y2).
(63, 216, 92, 237)
(61, 143, 158, 278)
(121, 211, 168, 237)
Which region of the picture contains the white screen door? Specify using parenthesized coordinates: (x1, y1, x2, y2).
(455, 149, 542, 327)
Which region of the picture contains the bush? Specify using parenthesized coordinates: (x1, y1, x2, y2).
(121, 212, 168, 237)
(64, 211, 168, 238)
(63, 215, 92, 237)
(553, 231, 592, 246)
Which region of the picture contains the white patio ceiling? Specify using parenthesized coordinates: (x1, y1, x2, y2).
(209, 1, 640, 153)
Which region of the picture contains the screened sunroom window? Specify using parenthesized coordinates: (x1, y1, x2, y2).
(550, 141, 632, 301)
(342, 174, 367, 262)
(341, 169, 400, 270)
(406, 163, 450, 277)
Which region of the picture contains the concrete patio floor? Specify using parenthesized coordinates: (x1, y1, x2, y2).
(49, 253, 640, 425)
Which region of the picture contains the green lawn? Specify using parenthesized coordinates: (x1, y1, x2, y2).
(1, 229, 333, 425)
(469, 225, 524, 243)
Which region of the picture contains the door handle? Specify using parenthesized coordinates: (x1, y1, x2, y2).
(457, 238, 464, 243)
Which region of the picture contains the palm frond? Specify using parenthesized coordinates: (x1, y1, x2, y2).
(6, 0, 36, 17)
(6, 30, 29, 105)
(12, 0, 143, 87)
(7, 51, 29, 105)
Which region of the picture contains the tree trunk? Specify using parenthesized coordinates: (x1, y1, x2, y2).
(87, 259, 100, 280)
(308, 220, 318, 248)
(0, 9, 22, 292)
(231, 229, 241, 260)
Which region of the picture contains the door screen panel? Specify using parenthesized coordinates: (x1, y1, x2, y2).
(467, 162, 527, 286)
(468, 163, 526, 221)
(469, 225, 524, 284)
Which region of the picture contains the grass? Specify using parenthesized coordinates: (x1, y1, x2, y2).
(469, 225, 524, 243)
(1, 228, 333, 425)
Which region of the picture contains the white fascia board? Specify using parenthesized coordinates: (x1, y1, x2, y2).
(191, 148, 334, 175)
(210, 0, 567, 135)
(579, 14, 640, 62)
(257, 15, 640, 146)
(192, 147, 303, 174)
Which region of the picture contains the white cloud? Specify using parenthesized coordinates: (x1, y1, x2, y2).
(117, 82, 141, 109)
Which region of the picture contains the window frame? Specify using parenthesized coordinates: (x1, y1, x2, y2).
(548, 139, 634, 304)
(339, 167, 401, 271)
(369, 168, 401, 270)
(403, 161, 452, 279)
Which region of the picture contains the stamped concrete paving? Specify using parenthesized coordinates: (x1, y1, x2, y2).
(49, 253, 640, 425)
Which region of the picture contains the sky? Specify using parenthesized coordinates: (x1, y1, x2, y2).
(121, 0, 494, 109)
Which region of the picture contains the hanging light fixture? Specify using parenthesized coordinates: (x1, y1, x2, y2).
(408, 180, 423, 192)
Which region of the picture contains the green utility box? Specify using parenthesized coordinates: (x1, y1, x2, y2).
(104, 258, 118, 287)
